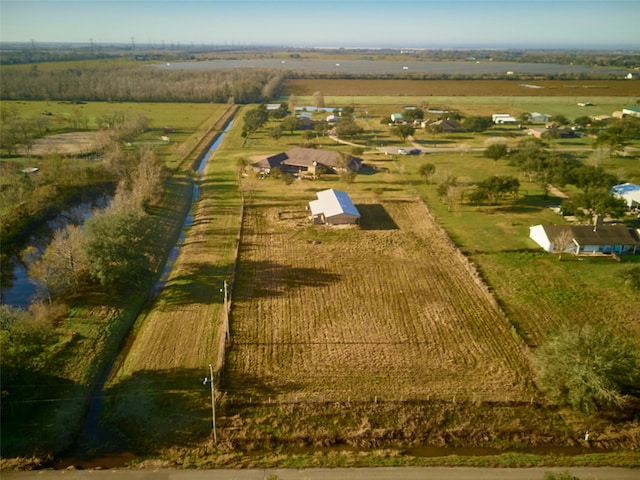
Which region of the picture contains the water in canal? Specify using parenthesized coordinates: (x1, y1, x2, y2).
(53, 120, 234, 469)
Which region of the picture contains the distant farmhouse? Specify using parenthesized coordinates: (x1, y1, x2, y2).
(252, 147, 362, 177)
(308, 188, 360, 225)
(427, 119, 464, 133)
(529, 223, 640, 255)
(492, 114, 517, 125)
(611, 183, 640, 209)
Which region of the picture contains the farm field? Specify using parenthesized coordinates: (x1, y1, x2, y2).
(5, 70, 639, 467)
(104, 85, 640, 462)
(284, 79, 640, 97)
(226, 195, 533, 403)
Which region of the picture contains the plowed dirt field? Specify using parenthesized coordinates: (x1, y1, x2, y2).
(226, 198, 534, 403)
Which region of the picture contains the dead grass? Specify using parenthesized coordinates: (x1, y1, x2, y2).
(25, 131, 99, 156)
(225, 196, 533, 403)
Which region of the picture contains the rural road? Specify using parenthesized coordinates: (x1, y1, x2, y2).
(4, 467, 640, 480)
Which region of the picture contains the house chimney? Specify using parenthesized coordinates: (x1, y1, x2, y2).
(593, 214, 603, 231)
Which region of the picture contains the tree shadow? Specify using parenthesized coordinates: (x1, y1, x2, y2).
(234, 260, 342, 300)
(159, 261, 233, 309)
(103, 367, 215, 453)
(492, 204, 542, 214)
(220, 372, 303, 400)
(357, 204, 399, 230)
(1, 366, 81, 457)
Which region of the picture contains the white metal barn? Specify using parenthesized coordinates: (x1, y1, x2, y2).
(492, 114, 517, 124)
(611, 183, 640, 209)
(309, 189, 360, 225)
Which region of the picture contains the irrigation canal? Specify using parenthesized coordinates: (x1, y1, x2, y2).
(52, 118, 235, 469)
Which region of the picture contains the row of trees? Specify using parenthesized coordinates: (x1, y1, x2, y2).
(1, 138, 166, 442)
(487, 137, 629, 218)
(26, 145, 165, 303)
(1, 66, 285, 103)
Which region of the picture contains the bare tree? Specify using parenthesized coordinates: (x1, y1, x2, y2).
(312, 91, 325, 109)
(288, 94, 297, 115)
(552, 228, 576, 260)
(29, 225, 88, 302)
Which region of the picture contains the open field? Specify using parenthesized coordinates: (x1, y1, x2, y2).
(285, 79, 640, 97)
(1, 101, 228, 169)
(226, 195, 533, 403)
(5, 73, 640, 467)
(283, 79, 638, 121)
(105, 96, 640, 463)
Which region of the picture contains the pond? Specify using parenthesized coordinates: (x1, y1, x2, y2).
(1, 196, 110, 308)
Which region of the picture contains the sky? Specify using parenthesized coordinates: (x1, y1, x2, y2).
(1, 0, 639, 50)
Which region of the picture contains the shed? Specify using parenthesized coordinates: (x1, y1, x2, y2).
(611, 183, 640, 208)
(309, 189, 360, 225)
(529, 112, 550, 123)
(390, 113, 405, 124)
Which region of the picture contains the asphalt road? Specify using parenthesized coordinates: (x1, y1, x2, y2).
(4, 467, 640, 480)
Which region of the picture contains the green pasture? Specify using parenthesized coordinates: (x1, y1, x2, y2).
(1, 100, 222, 137)
(0, 101, 228, 173)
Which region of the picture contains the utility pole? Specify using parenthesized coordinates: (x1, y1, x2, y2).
(224, 280, 229, 342)
(207, 364, 217, 444)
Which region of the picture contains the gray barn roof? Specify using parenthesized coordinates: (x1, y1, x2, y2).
(543, 224, 640, 247)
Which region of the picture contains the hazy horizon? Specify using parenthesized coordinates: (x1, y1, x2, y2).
(1, 0, 639, 51)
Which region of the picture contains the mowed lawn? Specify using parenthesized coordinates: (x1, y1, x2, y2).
(225, 183, 534, 403)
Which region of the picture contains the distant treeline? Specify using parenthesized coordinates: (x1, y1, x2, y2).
(0, 66, 285, 103)
(3, 45, 640, 69)
(416, 49, 640, 69)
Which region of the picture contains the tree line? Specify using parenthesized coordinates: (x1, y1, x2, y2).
(0, 66, 285, 103)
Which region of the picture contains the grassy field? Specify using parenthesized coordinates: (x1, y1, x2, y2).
(101, 87, 640, 467)
(0, 101, 228, 170)
(5, 76, 639, 468)
(284, 79, 639, 119)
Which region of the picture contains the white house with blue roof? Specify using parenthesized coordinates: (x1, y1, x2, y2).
(309, 189, 360, 225)
(611, 183, 640, 209)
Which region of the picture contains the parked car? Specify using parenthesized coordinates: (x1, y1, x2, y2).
(409, 148, 421, 155)
(397, 148, 408, 154)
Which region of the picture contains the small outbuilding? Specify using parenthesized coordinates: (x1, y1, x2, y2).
(529, 112, 550, 123)
(390, 113, 405, 124)
(309, 189, 360, 225)
(492, 114, 517, 124)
